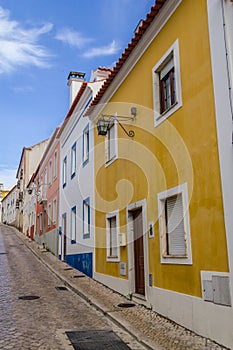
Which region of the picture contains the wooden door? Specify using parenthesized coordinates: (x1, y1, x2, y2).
(132, 208, 145, 295)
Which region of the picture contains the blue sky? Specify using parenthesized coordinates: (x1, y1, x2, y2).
(0, 0, 155, 189)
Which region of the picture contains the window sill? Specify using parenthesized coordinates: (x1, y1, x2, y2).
(154, 100, 182, 127)
(162, 254, 188, 259)
(107, 256, 120, 262)
(161, 255, 192, 265)
(105, 155, 117, 168)
(82, 158, 89, 168)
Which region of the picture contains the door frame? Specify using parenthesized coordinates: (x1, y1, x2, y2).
(127, 199, 148, 298)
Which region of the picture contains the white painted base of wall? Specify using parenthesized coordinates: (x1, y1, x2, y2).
(93, 271, 233, 348)
(94, 272, 130, 297)
(147, 286, 233, 349)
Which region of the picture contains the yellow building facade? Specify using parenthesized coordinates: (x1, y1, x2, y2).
(88, 0, 233, 347)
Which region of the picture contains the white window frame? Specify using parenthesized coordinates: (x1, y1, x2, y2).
(71, 206, 76, 243)
(54, 151, 57, 180)
(39, 212, 43, 232)
(43, 168, 47, 199)
(48, 203, 51, 228)
(83, 125, 89, 166)
(83, 197, 90, 238)
(71, 142, 76, 179)
(49, 159, 52, 186)
(106, 210, 120, 262)
(53, 198, 57, 224)
(158, 183, 192, 265)
(152, 39, 182, 127)
(62, 156, 67, 188)
(105, 120, 118, 166)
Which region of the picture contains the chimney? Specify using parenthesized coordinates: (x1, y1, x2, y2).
(67, 71, 85, 106)
(90, 67, 112, 82)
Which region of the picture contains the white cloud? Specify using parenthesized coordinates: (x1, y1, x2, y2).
(0, 6, 53, 74)
(12, 85, 34, 94)
(83, 40, 120, 58)
(55, 28, 92, 48)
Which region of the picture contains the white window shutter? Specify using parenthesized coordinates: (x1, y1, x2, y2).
(109, 124, 115, 160)
(110, 216, 117, 257)
(166, 194, 186, 256)
(104, 135, 109, 163)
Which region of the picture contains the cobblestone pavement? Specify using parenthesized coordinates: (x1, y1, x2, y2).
(0, 224, 147, 350)
(0, 224, 229, 350)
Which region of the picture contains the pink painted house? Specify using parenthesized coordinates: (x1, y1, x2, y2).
(27, 127, 60, 255)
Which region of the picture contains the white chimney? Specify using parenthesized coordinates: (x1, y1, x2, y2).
(67, 71, 85, 106)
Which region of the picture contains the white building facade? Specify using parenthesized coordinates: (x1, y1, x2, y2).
(1, 185, 17, 226)
(59, 69, 111, 277)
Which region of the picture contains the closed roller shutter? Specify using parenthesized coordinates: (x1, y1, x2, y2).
(165, 193, 186, 256)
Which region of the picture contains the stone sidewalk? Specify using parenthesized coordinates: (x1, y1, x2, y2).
(12, 227, 227, 350)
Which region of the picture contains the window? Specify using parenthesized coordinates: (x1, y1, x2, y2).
(54, 151, 57, 179)
(105, 121, 117, 165)
(83, 198, 90, 238)
(83, 125, 89, 166)
(49, 160, 52, 185)
(62, 156, 67, 188)
(71, 206, 76, 243)
(152, 39, 182, 126)
(71, 142, 76, 179)
(43, 169, 47, 199)
(160, 57, 176, 113)
(48, 203, 51, 228)
(53, 198, 57, 224)
(39, 212, 43, 232)
(158, 183, 192, 264)
(106, 211, 120, 261)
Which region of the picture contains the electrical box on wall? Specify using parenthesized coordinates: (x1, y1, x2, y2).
(119, 233, 126, 246)
(120, 262, 127, 276)
(202, 272, 231, 307)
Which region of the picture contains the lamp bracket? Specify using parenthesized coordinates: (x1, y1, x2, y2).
(100, 114, 135, 138)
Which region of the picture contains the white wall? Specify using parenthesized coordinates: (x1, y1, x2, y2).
(59, 87, 95, 257)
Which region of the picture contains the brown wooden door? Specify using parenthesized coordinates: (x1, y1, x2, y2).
(62, 214, 67, 261)
(132, 208, 145, 295)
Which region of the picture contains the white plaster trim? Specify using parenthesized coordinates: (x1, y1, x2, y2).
(147, 284, 233, 349)
(207, 0, 233, 303)
(93, 271, 129, 296)
(106, 210, 120, 262)
(157, 183, 192, 264)
(152, 39, 182, 126)
(105, 118, 118, 167)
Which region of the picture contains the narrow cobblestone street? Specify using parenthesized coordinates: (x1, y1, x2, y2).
(0, 224, 229, 350)
(0, 224, 146, 350)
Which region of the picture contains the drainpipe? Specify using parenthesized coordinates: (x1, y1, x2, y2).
(221, 0, 233, 122)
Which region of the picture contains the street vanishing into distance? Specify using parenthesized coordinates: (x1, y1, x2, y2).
(0, 224, 146, 350)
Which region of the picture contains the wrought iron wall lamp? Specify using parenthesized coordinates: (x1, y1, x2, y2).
(96, 107, 136, 138)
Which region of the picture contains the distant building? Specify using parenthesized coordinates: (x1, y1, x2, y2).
(1, 185, 17, 226)
(16, 139, 50, 232)
(0, 183, 10, 223)
(27, 127, 60, 256)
